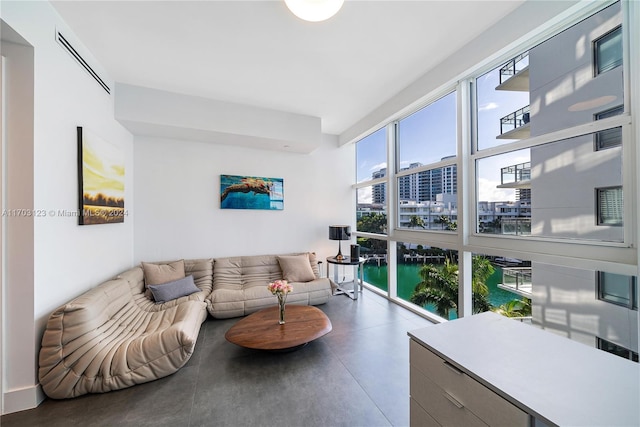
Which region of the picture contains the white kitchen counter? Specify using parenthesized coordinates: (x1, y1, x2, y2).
(408, 311, 640, 427)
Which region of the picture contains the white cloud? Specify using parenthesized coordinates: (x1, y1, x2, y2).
(357, 186, 372, 204)
(478, 102, 499, 111)
(477, 177, 514, 202)
(370, 162, 387, 172)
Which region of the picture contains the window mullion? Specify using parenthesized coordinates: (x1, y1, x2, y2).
(458, 79, 473, 318)
(387, 122, 397, 299)
(628, 0, 640, 279)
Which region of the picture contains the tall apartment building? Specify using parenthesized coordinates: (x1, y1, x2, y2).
(398, 163, 421, 201)
(495, 1, 637, 360)
(439, 156, 457, 197)
(378, 161, 458, 205)
(372, 168, 387, 204)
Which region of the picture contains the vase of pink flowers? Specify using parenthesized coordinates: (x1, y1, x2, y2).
(267, 279, 293, 325)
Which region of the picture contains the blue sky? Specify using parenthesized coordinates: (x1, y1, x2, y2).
(357, 59, 531, 204)
(397, 92, 456, 168)
(476, 65, 530, 202)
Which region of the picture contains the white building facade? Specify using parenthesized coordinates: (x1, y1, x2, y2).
(496, 1, 637, 359)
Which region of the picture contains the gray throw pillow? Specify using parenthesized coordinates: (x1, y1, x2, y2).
(148, 275, 200, 304)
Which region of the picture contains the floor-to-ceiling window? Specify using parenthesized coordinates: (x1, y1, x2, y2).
(356, 127, 389, 293)
(353, 1, 638, 358)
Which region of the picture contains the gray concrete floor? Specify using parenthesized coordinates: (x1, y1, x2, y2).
(1, 289, 434, 427)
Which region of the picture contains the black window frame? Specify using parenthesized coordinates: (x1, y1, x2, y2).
(595, 186, 623, 226)
(597, 271, 638, 310)
(596, 337, 639, 362)
(594, 105, 624, 151)
(593, 25, 623, 76)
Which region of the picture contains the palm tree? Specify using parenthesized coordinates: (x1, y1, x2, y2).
(408, 215, 426, 229)
(494, 298, 532, 318)
(434, 215, 447, 230)
(410, 256, 495, 317)
(471, 256, 493, 312)
(357, 212, 387, 234)
(471, 256, 493, 294)
(356, 213, 388, 254)
(410, 259, 459, 318)
(434, 214, 457, 231)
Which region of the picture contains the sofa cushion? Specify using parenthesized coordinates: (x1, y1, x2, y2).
(213, 255, 282, 291)
(277, 254, 315, 282)
(142, 259, 185, 286)
(184, 259, 214, 296)
(148, 275, 200, 304)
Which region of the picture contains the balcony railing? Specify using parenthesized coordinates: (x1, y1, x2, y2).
(501, 218, 531, 235)
(499, 52, 529, 85)
(500, 105, 530, 135)
(501, 162, 531, 185)
(498, 266, 532, 297)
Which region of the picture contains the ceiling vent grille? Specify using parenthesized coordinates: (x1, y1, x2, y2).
(56, 31, 111, 95)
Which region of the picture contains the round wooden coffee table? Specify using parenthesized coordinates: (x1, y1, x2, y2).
(225, 305, 332, 351)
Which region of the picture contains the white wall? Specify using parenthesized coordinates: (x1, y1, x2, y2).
(1, 33, 35, 415)
(532, 262, 638, 352)
(133, 134, 354, 264)
(529, 2, 623, 242)
(528, 2, 622, 136)
(1, 1, 134, 414)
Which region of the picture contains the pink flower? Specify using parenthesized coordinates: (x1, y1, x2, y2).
(267, 279, 293, 295)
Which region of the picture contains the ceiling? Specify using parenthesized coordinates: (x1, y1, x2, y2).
(51, 0, 525, 137)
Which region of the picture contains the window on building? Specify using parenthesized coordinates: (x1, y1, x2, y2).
(597, 337, 639, 363)
(595, 105, 623, 151)
(597, 272, 637, 310)
(596, 186, 623, 226)
(594, 26, 623, 76)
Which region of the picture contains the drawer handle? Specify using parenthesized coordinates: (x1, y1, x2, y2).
(443, 392, 464, 409)
(443, 361, 464, 375)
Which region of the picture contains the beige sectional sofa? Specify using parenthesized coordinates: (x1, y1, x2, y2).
(39, 252, 332, 399)
(38, 259, 213, 399)
(206, 252, 333, 318)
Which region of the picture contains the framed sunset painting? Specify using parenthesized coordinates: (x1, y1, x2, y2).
(77, 127, 126, 225)
(220, 175, 284, 210)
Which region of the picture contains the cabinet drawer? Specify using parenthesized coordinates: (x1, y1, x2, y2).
(410, 398, 441, 427)
(411, 366, 488, 427)
(411, 340, 529, 427)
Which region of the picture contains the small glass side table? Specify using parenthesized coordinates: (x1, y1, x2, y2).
(326, 256, 365, 300)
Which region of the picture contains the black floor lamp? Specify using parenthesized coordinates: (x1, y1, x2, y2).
(329, 225, 351, 261)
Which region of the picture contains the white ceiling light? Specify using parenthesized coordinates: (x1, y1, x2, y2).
(284, 0, 344, 22)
